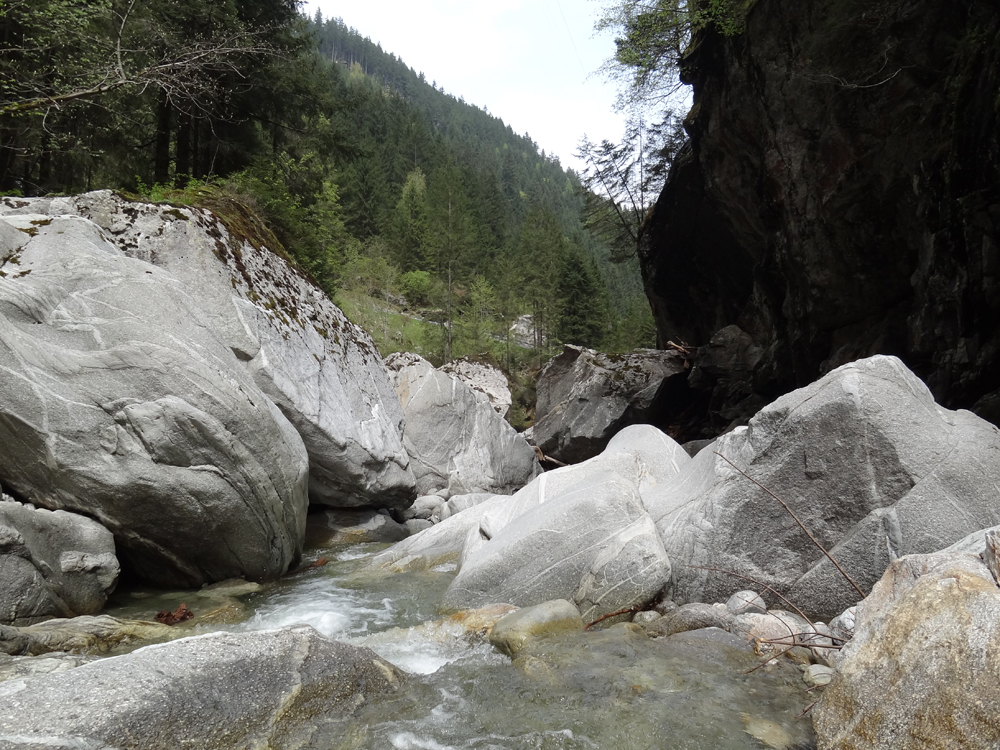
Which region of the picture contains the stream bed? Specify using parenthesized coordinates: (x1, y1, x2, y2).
(104, 543, 817, 750)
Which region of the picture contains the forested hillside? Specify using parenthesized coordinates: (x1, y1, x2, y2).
(1, 1, 655, 370)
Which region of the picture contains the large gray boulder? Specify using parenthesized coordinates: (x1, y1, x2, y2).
(439, 357, 512, 417)
(386, 353, 539, 498)
(442, 457, 671, 622)
(813, 552, 1000, 748)
(0, 212, 309, 587)
(532, 345, 687, 463)
(0, 501, 118, 625)
(0, 192, 415, 509)
(0, 626, 405, 749)
(646, 355, 1000, 619)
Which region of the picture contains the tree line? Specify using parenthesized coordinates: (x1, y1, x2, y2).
(1, 1, 657, 367)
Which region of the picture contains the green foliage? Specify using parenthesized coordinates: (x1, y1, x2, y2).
(597, 0, 755, 108)
(399, 270, 433, 306)
(557, 249, 610, 348)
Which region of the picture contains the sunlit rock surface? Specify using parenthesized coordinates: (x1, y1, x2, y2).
(0, 627, 405, 749)
(0, 212, 309, 587)
(647, 355, 1000, 619)
(387, 352, 539, 498)
(0, 191, 415, 509)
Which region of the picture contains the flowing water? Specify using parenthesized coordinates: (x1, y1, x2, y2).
(104, 543, 817, 750)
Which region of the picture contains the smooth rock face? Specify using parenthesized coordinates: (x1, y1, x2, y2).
(0, 213, 309, 587)
(440, 357, 512, 417)
(0, 192, 415, 509)
(387, 353, 539, 497)
(647, 355, 1000, 619)
(489, 599, 584, 657)
(638, 0, 1000, 438)
(532, 345, 687, 463)
(813, 552, 1000, 749)
(443, 460, 671, 622)
(0, 626, 405, 749)
(369, 495, 511, 572)
(0, 502, 118, 625)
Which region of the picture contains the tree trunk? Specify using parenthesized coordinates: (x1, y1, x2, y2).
(154, 92, 172, 185)
(175, 109, 191, 185)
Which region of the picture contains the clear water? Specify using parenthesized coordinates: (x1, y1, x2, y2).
(104, 543, 817, 749)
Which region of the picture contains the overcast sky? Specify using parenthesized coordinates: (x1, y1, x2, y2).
(301, 0, 628, 173)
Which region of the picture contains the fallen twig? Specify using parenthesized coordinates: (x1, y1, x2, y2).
(585, 605, 643, 630)
(533, 446, 568, 467)
(714, 453, 867, 598)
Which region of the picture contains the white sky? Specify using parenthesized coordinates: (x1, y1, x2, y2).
(302, 0, 628, 173)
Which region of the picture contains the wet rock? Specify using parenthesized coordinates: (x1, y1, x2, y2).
(665, 627, 752, 653)
(387, 353, 540, 497)
(647, 355, 1000, 619)
(1, 615, 175, 656)
(0, 192, 415, 510)
(0, 626, 405, 749)
(489, 599, 584, 657)
(306, 509, 408, 547)
(813, 551, 1000, 748)
(439, 357, 512, 417)
(647, 603, 732, 638)
(0, 503, 118, 626)
(0, 214, 309, 588)
(199, 579, 263, 598)
(531, 345, 687, 463)
(510, 624, 815, 749)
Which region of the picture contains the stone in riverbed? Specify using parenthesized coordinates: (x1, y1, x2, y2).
(0, 213, 309, 587)
(0, 626, 405, 749)
(0, 615, 175, 656)
(0, 501, 119, 625)
(305, 508, 408, 547)
(646, 603, 732, 638)
(442, 460, 671, 622)
(489, 599, 584, 657)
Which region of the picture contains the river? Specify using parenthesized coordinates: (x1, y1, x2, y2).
(104, 542, 817, 750)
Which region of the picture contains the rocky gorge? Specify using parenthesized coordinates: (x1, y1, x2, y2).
(639, 0, 1000, 440)
(2, 192, 1000, 747)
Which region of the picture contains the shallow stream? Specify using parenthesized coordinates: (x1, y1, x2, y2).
(104, 543, 817, 750)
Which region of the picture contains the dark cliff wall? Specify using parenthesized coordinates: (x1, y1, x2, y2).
(640, 0, 1000, 438)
